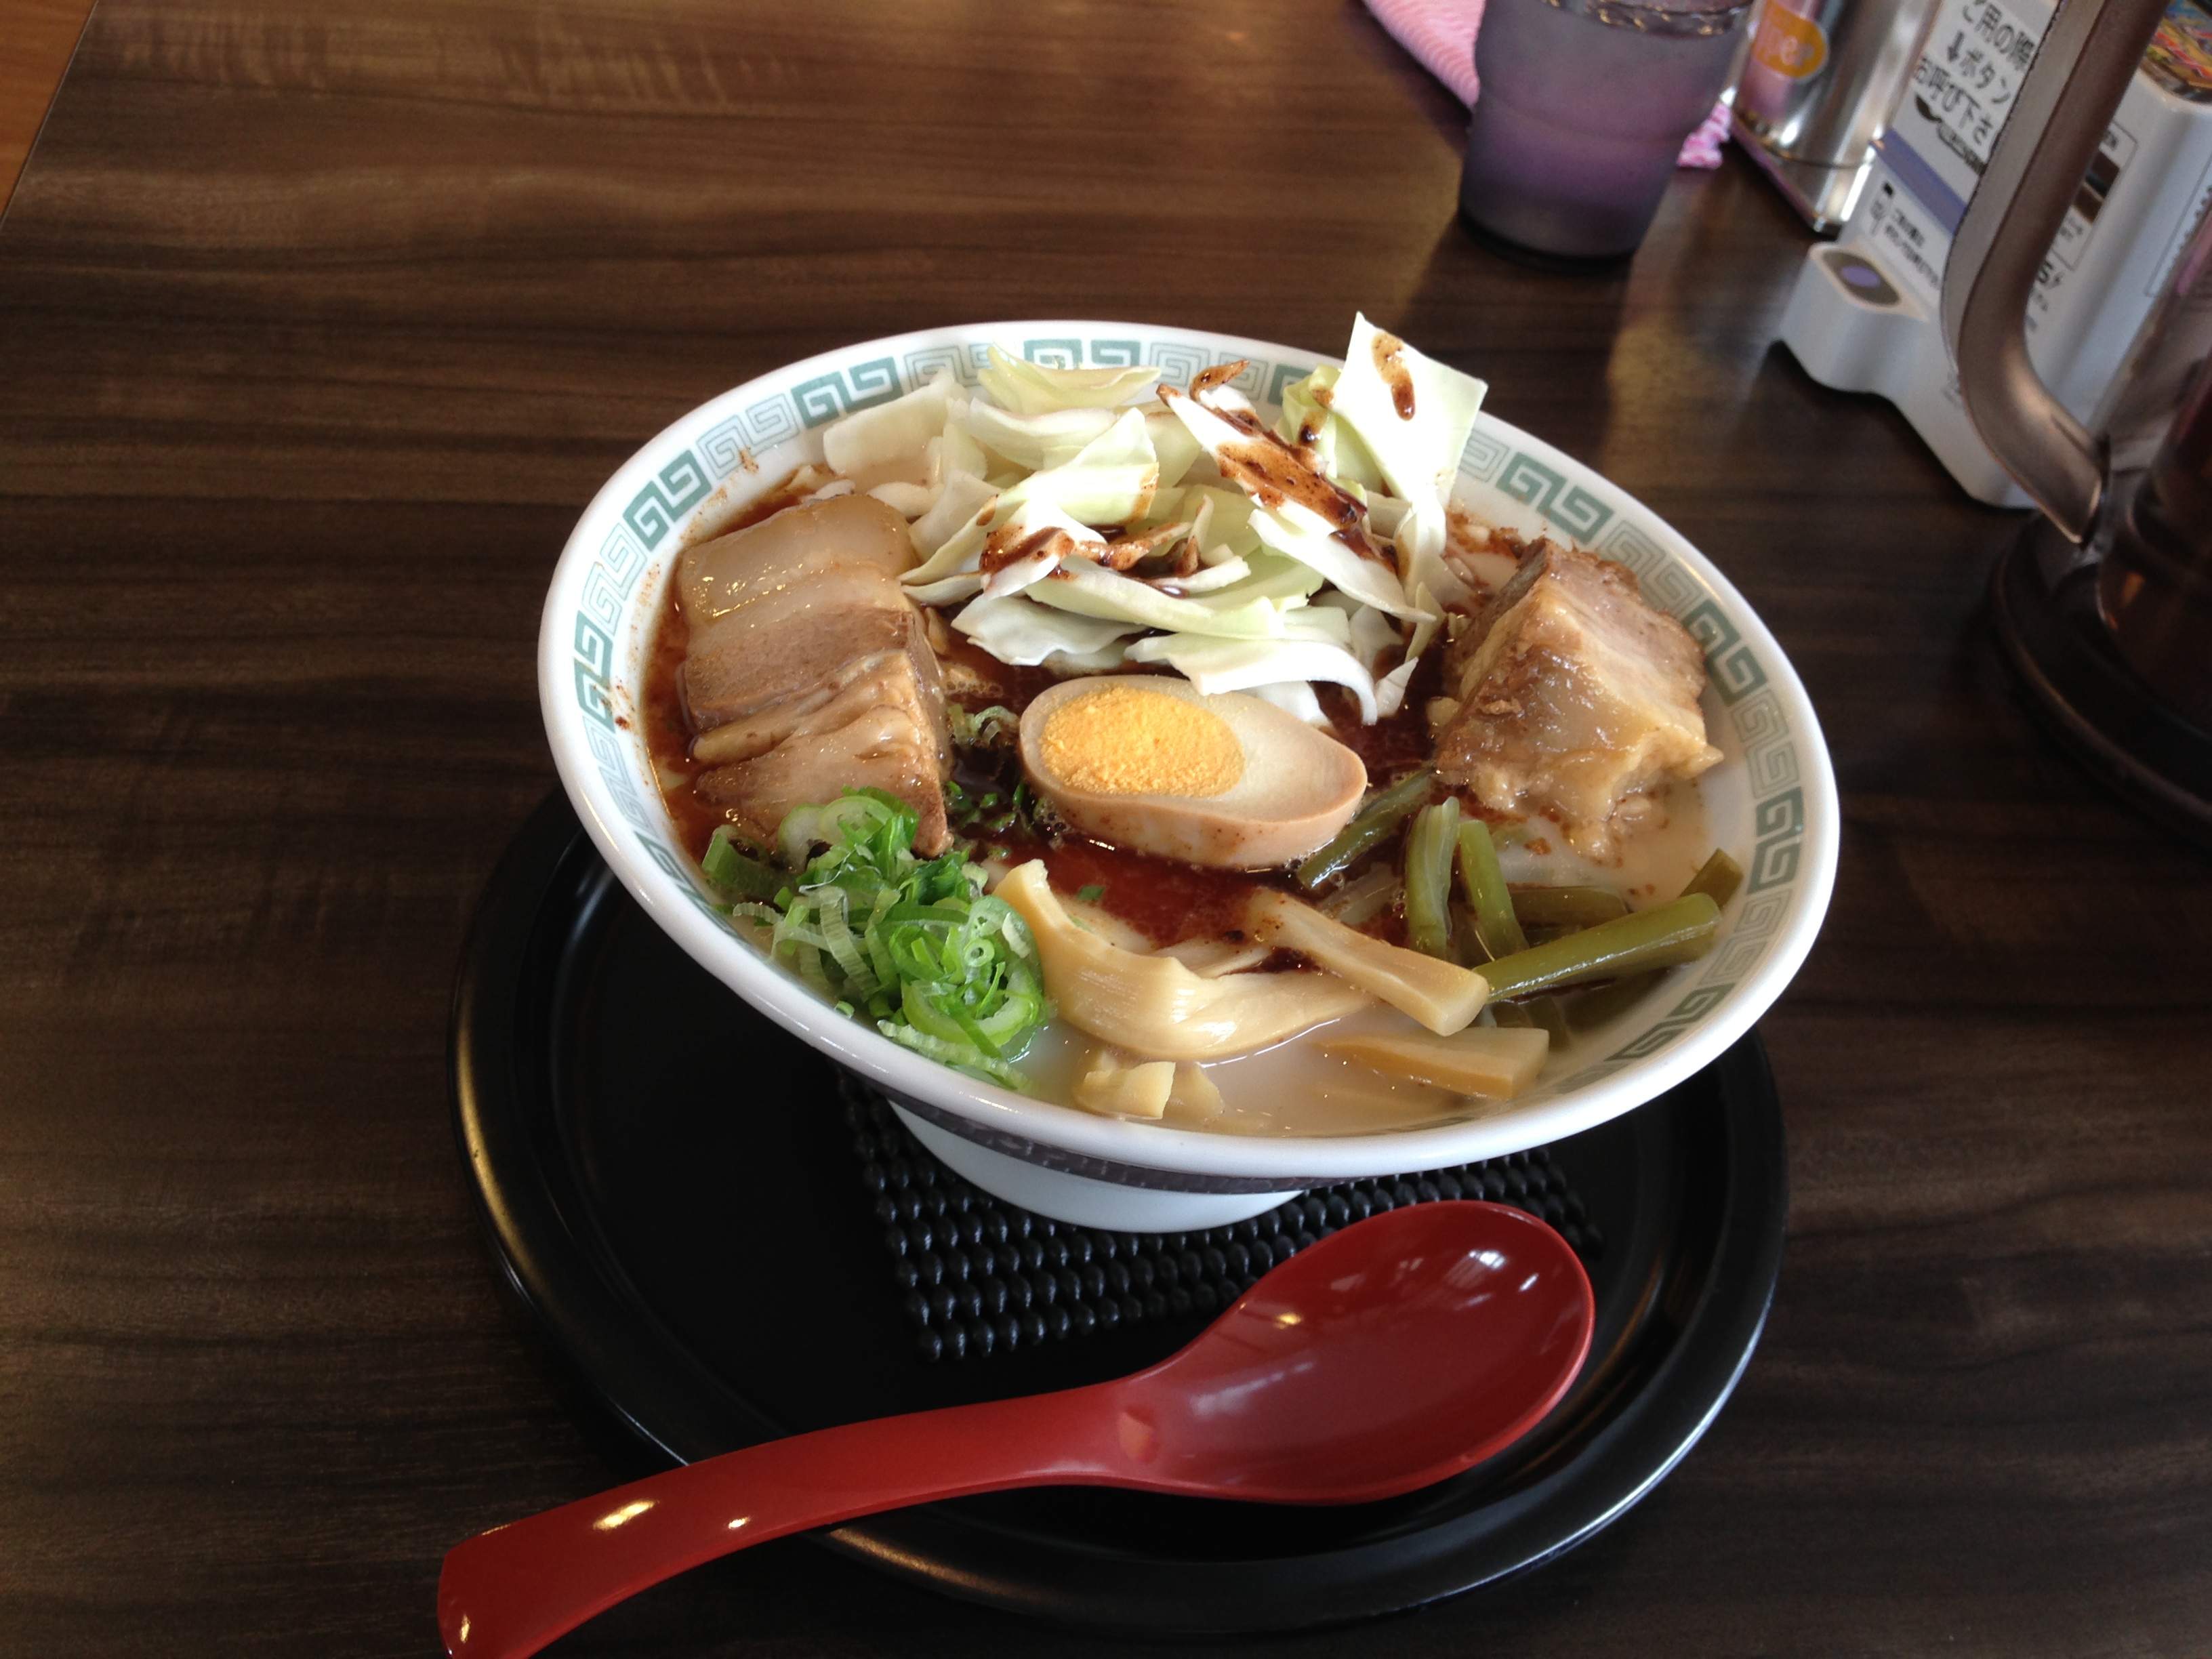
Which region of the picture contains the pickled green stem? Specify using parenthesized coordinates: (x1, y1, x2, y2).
(1681, 848, 1744, 909)
(1477, 894, 1721, 1000)
(1527, 996, 1572, 1042)
(1403, 798, 1460, 960)
(1454, 819, 1528, 962)
(1296, 768, 1434, 888)
(1510, 884, 1628, 930)
(1564, 972, 1658, 1032)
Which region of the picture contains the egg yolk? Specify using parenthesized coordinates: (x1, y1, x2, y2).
(1039, 683, 1245, 798)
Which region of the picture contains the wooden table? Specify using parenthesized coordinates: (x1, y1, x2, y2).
(4, 2, 2208, 1654)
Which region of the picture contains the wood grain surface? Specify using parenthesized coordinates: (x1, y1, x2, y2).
(0, 0, 89, 207)
(3, 2, 2209, 1656)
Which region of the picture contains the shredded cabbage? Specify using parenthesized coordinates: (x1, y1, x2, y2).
(1242, 680, 1332, 726)
(808, 321, 1492, 724)
(1146, 407, 1205, 490)
(909, 470, 996, 558)
(1158, 556, 1253, 594)
(1025, 559, 1297, 640)
(1326, 313, 1489, 610)
(1277, 364, 1387, 493)
(977, 345, 1162, 413)
(823, 368, 960, 478)
(954, 591, 1140, 670)
(1186, 485, 1261, 564)
(1328, 313, 1489, 508)
(1159, 384, 1425, 621)
(960, 403, 1119, 472)
(902, 408, 1162, 588)
(1123, 633, 1380, 722)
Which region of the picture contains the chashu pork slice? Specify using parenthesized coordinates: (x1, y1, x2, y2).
(679, 494, 915, 623)
(1435, 541, 1721, 859)
(680, 493, 952, 855)
(684, 560, 920, 729)
(693, 649, 945, 770)
(695, 700, 951, 857)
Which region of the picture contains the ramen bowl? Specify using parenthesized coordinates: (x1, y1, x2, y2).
(539, 321, 1838, 1230)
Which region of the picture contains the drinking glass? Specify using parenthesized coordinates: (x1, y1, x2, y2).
(1459, 0, 1754, 266)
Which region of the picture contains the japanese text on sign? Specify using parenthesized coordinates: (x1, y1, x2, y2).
(1912, 0, 2041, 174)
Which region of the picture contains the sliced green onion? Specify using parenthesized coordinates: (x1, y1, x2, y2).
(702, 826, 782, 901)
(717, 787, 1050, 1090)
(814, 888, 878, 993)
(785, 936, 832, 997)
(879, 1021, 1029, 1090)
(947, 703, 1019, 750)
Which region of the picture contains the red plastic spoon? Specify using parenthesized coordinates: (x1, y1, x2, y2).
(438, 1200, 1594, 1659)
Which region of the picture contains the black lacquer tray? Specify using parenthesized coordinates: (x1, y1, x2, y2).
(450, 792, 1789, 1635)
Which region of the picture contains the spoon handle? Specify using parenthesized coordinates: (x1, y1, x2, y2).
(436, 1382, 1130, 1659)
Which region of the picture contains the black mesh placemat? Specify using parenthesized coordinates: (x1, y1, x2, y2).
(842, 1078, 1604, 1364)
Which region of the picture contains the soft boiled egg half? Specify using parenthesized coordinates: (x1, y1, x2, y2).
(1018, 677, 1368, 869)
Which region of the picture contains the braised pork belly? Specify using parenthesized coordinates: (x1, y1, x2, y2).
(678, 494, 953, 854)
(1433, 543, 1719, 859)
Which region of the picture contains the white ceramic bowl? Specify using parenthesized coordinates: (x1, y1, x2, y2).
(540, 322, 1838, 1230)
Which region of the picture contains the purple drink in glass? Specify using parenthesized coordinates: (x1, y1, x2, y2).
(1459, 0, 1752, 265)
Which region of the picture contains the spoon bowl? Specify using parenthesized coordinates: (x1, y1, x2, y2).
(439, 1200, 1593, 1658)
